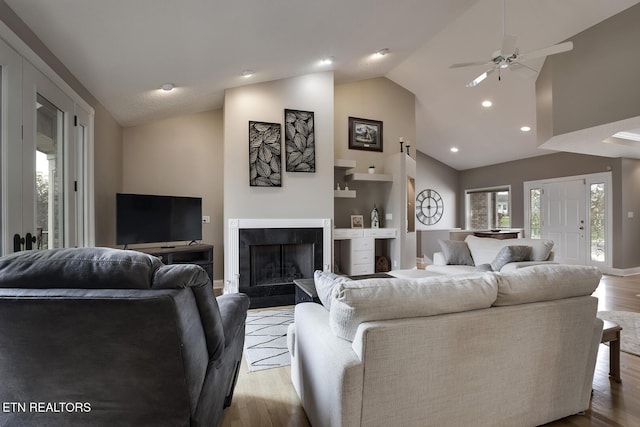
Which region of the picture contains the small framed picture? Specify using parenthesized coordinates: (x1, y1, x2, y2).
(350, 215, 364, 229)
(348, 117, 383, 152)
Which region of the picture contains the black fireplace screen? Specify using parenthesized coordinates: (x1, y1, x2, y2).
(250, 243, 313, 286)
(238, 227, 323, 304)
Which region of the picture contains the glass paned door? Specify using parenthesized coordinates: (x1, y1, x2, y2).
(20, 60, 74, 251)
(35, 94, 65, 249)
(0, 39, 23, 254)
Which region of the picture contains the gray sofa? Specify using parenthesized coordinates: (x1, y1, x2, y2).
(0, 247, 249, 427)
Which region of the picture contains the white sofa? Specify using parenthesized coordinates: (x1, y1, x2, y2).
(426, 235, 556, 275)
(287, 265, 602, 427)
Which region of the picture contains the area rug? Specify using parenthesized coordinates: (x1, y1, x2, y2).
(244, 307, 294, 372)
(597, 311, 640, 357)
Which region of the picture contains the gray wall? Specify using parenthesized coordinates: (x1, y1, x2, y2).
(457, 152, 640, 269)
(458, 152, 618, 229)
(537, 2, 640, 138)
(415, 150, 458, 231)
(333, 77, 416, 228)
(122, 110, 224, 280)
(620, 158, 640, 268)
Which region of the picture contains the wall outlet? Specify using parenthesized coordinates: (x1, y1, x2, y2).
(385, 213, 393, 220)
(628, 211, 634, 219)
(202, 215, 211, 224)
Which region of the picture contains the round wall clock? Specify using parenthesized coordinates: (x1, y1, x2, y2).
(416, 189, 444, 225)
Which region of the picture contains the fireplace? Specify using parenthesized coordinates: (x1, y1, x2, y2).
(239, 228, 323, 308)
(226, 218, 332, 307)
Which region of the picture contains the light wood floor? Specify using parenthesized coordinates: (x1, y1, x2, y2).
(220, 274, 640, 427)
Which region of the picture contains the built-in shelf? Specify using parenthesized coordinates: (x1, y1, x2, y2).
(344, 172, 393, 182)
(334, 189, 356, 198)
(334, 159, 356, 170)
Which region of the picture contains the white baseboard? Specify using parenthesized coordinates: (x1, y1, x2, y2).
(600, 266, 640, 276)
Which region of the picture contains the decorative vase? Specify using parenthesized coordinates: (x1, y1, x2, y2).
(368, 166, 375, 174)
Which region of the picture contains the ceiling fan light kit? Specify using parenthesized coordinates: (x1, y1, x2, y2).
(451, 0, 574, 87)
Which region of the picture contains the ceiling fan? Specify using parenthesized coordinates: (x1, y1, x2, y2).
(449, 0, 574, 87)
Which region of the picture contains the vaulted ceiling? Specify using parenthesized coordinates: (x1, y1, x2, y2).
(6, 0, 640, 170)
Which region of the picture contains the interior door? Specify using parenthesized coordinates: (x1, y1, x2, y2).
(542, 179, 586, 265)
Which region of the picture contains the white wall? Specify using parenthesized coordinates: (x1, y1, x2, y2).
(223, 72, 335, 282)
(223, 72, 334, 219)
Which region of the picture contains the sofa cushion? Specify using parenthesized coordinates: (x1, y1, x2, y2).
(493, 264, 601, 306)
(490, 246, 532, 271)
(438, 239, 474, 266)
(330, 273, 498, 341)
(0, 247, 163, 289)
(314, 270, 349, 310)
(464, 236, 554, 265)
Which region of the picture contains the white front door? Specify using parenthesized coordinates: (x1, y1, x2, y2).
(542, 179, 586, 265)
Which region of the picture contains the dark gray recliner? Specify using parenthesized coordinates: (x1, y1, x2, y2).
(0, 247, 249, 427)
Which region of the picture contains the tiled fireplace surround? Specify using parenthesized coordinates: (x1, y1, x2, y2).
(226, 218, 332, 307)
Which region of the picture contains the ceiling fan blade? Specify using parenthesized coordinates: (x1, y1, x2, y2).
(449, 60, 491, 69)
(520, 41, 573, 61)
(501, 34, 518, 56)
(466, 68, 495, 87)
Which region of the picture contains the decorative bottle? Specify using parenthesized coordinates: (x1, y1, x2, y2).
(371, 205, 380, 229)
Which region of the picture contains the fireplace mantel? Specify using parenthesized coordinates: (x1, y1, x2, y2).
(225, 218, 332, 294)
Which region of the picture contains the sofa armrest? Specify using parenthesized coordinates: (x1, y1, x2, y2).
(433, 251, 446, 265)
(290, 303, 364, 427)
(216, 293, 249, 349)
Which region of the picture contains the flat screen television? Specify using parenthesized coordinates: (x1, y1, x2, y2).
(116, 193, 202, 246)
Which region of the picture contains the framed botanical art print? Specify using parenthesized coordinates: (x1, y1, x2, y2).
(348, 117, 383, 152)
(284, 109, 315, 172)
(249, 121, 281, 187)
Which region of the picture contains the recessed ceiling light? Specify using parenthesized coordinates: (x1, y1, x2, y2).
(241, 70, 254, 78)
(160, 83, 175, 91)
(481, 100, 492, 108)
(520, 126, 531, 132)
(320, 57, 334, 65)
(450, 147, 459, 153)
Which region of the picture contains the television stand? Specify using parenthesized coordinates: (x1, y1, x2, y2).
(135, 244, 213, 281)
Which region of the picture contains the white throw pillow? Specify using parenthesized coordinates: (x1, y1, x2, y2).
(313, 270, 348, 310)
(493, 264, 601, 306)
(329, 273, 498, 341)
(465, 235, 554, 265)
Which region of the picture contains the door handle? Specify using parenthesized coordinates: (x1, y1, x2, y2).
(25, 232, 36, 250)
(13, 234, 24, 252)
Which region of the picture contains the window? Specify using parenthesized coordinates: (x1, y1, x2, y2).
(465, 186, 511, 229)
(529, 188, 542, 239)
(589, 182, 605, 262)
